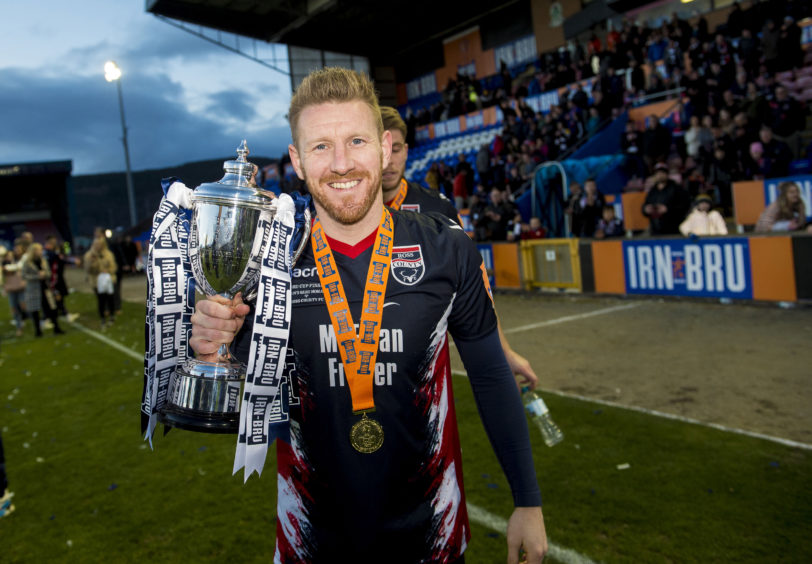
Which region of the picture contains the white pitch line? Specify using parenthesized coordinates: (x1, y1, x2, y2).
(541, 388, 812, 451)
(501, 302, 642, 335)
(69, 321, 143, 362)
(451, 368, 812, 451)
(467, 502, 596, 564)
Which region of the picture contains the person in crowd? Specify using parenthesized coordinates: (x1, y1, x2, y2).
(476, 143, 491, 186)
(769, 85, 806, 159)
(0, 430, 13, 519)
(642, 115, 672, 171)
(521, 216, 547, 240)
(109, 231, 127, 315)
(737, 28, 759, 74)
(21, 243, 64, 337)
(776, 16, 803, 72)
(18, 231, 34, 253)
(742, 141, 772, 179)
(454, 152, 474, 196)
(679, 193, 729, 236)
(2, 240, 27, 337)
(620, 120, 646, 179)
(423, 162, 440, 192)
(189, 67, 547, 563)
(755, 181, 811, 232)
(84, 236, 117, 329)
(684, 115, 704, 159)
(484, 187, 519, 241)
(594, 205, 624, 239)
(43, 235, 76, 321)
(572, 178, 605, 238)
(642, 162, 691, 235)
(519, 152, 536, 183)
(761, 19, 780, 72)
(468, 192, 490, 241)
(565, 181, 584, 235)
(505, 165, 525, 194)
(752, 125, 793, 179)
(452, 167, 469, 210)
(121, 235, 140, 274)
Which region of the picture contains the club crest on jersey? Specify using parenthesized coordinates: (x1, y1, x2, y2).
(391, 245, 425, 286)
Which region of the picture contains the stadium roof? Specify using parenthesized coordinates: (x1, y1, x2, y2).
(146, 0, 528, 67)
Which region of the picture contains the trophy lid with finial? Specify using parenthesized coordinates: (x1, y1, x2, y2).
(192, 140, 275, 209)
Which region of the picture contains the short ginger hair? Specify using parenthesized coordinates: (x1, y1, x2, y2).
(288, 67, 383, 147)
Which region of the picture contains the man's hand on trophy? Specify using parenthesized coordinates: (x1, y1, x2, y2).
(189, 293, 251, 363)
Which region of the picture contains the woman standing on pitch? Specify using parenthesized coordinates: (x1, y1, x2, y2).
(84, 236, 117, 329)
(21, 243, 64, 337)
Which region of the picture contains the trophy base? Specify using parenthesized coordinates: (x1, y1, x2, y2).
(158, 405, 240, 434)
(160, 357, 245, 435)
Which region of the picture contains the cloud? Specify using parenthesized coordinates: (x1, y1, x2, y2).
(0, 3, 293, 174)
(204, 90, 259, 123)
(0, 66, 290, 174)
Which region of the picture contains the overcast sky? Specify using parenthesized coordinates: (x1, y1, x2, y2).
(1, 0, 294, 175)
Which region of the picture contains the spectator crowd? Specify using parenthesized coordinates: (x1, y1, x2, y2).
(1, 228, 143, 338)
(398, 0, 811, 240)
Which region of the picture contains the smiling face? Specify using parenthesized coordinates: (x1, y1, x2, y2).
(289, 100, 391, 232)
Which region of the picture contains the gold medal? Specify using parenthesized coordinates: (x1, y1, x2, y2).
(350, 413, 384, 453)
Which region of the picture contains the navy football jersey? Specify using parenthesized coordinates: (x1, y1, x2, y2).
(274, 210, 497, 563)
(391, 180, 461, 226)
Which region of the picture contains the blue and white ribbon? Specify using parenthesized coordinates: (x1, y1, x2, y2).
(141, 179, 195, 444)
(233, 194, 298, 481)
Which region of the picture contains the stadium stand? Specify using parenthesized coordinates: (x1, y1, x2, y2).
(392, 3, 812, 241)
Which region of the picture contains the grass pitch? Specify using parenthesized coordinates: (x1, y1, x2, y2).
(1, 291, 810, 563)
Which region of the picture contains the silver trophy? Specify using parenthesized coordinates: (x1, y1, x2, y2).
(159, 140, 308, 433)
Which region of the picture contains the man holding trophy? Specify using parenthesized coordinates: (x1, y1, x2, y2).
(173, 67, 547, 563)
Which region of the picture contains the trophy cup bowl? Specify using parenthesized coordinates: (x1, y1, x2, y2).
(158, 140, 306, 433)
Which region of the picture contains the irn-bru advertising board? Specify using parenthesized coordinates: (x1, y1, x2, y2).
(623, 238, 752, 299)
(591, 235, 801, 302)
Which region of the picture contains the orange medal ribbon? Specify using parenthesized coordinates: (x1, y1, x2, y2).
(310, 207, 394, 413)
(387, 178, 408, 211)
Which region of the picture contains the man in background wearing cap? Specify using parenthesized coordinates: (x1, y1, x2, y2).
(642, 162, 690, 235)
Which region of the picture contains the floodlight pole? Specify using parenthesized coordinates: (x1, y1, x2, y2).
(105, 61, 137, 227)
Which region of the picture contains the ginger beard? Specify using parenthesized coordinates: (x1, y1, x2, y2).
(303, 153, 384, 226)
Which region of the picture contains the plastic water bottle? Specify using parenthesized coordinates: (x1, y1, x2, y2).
(522, 387, 564, 447)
